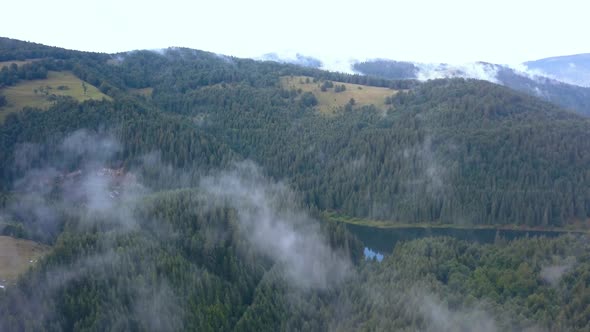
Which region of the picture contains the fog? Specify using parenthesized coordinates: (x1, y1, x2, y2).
(200, 161, 352, 289)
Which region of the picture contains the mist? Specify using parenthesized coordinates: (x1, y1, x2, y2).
(415, 62, 500, 83)
(200, 161, 352, 289)
(1, 122, 577, 330)
(0, 129, 186, 330)
(4, 129, 148, 242)
(416, 292, 498, 332)
(255, 51, 360, 74)
(540, 258, 576, 287)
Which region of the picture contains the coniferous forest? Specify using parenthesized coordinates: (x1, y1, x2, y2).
(0, 37, 589, 331)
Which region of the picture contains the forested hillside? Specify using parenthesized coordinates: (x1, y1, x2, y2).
(1, 37, 589, 331)
(2, 38, 589, 228)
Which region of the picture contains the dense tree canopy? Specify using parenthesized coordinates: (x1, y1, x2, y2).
(1, 37, 589, 331)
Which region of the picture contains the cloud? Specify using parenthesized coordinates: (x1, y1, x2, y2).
(320, 57, 358, 74)
(56, 130, 146, 234)
(403, 135, 447, 196)
(415, 62, 500, 83)
(0, 129, 193, 330)
(4, 129, 146, 242)
(505, 63, 556, 82)
(255, 51, 361, 74)
(13, 143, 42, 172)
(518, 62, 590, 88)
(540, 259, 575, 286)
(61, 129, 121, 159)
(200, 161, 352, 289)
(0, 246, 185, 331)
(257, 51, 322, 68)
(415, 292, 498, 332)
(133, 279, 184, 331)
(333, 275, 508, 332)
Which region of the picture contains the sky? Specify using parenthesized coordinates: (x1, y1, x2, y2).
(1, 0, 589, 65)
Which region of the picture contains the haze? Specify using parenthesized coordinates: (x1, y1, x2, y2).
(2, 0, 589, 65)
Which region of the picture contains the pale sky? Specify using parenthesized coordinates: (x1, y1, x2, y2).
(1, 0, 589, 65)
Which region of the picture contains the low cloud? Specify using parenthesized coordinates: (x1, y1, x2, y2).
(540, 259, 575, 286)
(5, 129, 147, 242)
(506, 63, 554, 82)
(200, 161, 352, 289)
(256, 51, 360, 74)
(403, 135, 447, 196)
(415, 292, 498, 332)
(415, 62, 500, 83)
(0, 129, 190, 330)
(258, 51, 323, 69)
(519, 63, 590, 88)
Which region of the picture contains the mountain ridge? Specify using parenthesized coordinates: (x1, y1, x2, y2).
(525, 53, 590, 87)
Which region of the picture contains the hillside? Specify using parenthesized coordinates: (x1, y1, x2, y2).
(0, 39, 589, 228)
(0, 70, 109, 121)
(280, 75, 397, 114)
(1, 38, 590, 331)
(353, 59, 590, 116)
(526, 53, 590, 87)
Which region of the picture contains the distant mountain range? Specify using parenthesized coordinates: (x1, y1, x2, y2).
(353, 59, 590, 116)
(257, 53, 590, 116)
(525, 53, 590, 87)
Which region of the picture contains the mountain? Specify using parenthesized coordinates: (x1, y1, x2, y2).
(525, 53, 590, 87)
(2, 45, 587, 228)
(258, 52, 323, 68)
(1, 37, 590, 331)
(353, 59, 590, 116)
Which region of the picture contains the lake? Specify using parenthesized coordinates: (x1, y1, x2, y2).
(345, 223, 575, 258)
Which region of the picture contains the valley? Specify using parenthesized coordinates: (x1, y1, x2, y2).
(0, 37, 589, 331)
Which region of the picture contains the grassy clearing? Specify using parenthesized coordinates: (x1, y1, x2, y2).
(321, 211, 590, 233)
(0, 71, 111, 122)
(280, 75, 397, 114)
(0, 236, 50, 285)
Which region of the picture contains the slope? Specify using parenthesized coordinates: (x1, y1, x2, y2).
(1, 38, 590, 229)
(1, 37, 590, 332)
(353, 59, 590, 116)
(525, 53, 590, 87)
(280, 75, 397, 114)
(0, 71, 110, 121)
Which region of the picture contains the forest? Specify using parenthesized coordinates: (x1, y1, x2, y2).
(0, 37, 589, 331)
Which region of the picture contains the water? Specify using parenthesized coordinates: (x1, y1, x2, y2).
(348, 223, 569, 256)
(363, 247, 384, 262)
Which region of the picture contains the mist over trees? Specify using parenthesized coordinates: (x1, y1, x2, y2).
(1, 37, 590, 331)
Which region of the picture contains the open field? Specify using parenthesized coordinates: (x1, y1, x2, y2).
(0, 236, 50, 286)
(280, 75, 397, 114)
(0, 71, 111, 122)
